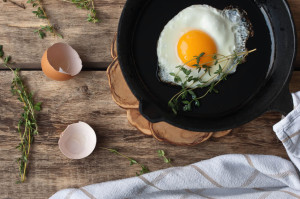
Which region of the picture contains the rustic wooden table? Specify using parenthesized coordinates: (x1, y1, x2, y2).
(0, 0, 299, 198)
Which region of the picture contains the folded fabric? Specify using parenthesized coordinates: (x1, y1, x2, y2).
(51, 92, 300, 199)
(273, 91, 300, 175)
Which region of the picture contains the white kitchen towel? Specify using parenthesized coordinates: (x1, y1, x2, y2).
(51, 92, 300, 199)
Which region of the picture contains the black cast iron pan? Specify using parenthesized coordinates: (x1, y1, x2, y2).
(117, 0, 297, 132)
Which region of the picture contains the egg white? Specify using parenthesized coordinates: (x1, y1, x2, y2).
(157, 5, 251, 88)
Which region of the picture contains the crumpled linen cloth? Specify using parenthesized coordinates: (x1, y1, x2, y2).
(51, 92, 300, 199)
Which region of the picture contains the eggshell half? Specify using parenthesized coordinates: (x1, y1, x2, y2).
(58, 122, 97, 159)
(41, 43, 82, 81)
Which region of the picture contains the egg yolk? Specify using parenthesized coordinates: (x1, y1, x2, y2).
(177, 30, 217, 68)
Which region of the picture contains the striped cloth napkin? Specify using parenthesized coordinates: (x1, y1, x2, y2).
(51, 92, 300, 199)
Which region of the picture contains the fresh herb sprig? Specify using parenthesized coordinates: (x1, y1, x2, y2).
(157, 150, 173, 166)
(0, 45, 42, 183)
(168, 49, 256, 114)
(100, 147, 150, 176)
(63, 0, 99, 23)
(27, 0, 63, 39)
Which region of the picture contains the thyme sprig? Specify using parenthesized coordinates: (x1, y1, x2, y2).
(168, 49, 256, 114)
(27, 0, 63, 39)
(100, 147, 150, 176)
(157, 150, 173, 166)
(0, 45, 42, 183)
(63, 0, 99, 23)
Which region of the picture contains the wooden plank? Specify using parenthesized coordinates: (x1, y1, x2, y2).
(0, 0, 299, 70)
(0, 0, 125, 70)
(0, 71, 299, 198)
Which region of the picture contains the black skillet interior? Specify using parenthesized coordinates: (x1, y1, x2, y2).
(133, 0, 273, 119)
(118, 0, 296, 131)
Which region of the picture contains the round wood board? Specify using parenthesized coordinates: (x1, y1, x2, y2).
(106, 35, 232, 146)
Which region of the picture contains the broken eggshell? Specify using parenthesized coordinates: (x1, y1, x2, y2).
(41, 43, 82, 81)
(58, 122, 97, 159)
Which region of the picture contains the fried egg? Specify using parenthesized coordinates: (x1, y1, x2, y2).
(157, 5, 252, 88)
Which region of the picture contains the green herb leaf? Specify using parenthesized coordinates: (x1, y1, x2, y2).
(196, 52, 205, 64)
(4, 56, 11, 64)
(33, 102, 42, 111)
(157, 149, 172, 165)
(168, 101, 175, 108)
(208, 82, 216, 93)
(214, 65, 223, 75)
(0, 47, 42, 183)
(221, 74, 228, 81)
(65, 0, 99, 23)
(172, 108, 177, 115)
(157, 150, 165, 157)
(213, 88, 219, 94)
(168, 49, 256, 114)
(182, 100, 190, 105)
(136, 165, 150, 176)
(198, 52, 205, 57)
(187, 76, 194, 82)
(197, 67, 201, 73)
(194, 100, 200, 107)
(181, 67, 191, 76)
(174, 76, 182, 83)
(130, 159, 137, 165)
(37, 30, 46, 39)
(108, 148, 118, 153)
(183, 103, 191, 111)
(163, 157, 171, 163)
(181, 90, 188, 99)
(28, 0, 63, 39)
(100, 147, 150, 176)
(188, 90, 196, 99)
(203, 65, 211, 76)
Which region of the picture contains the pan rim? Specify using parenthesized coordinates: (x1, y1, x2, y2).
(117, 0, 297, 132)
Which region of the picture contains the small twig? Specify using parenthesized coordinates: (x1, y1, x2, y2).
(27, 0, 63, 39)
(99, 147, 150, 176)
(157, 150, 173, 167)
(62, 0, 99, 23)
(3, 0, 26, 9)
(0, 45, 42, 183)
(168, 49, 257, 114)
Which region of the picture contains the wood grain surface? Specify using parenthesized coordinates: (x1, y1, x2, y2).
(0, 71, 299, 198)
(0, 0, 124, 69)
(0, 0, 299, 70)
(0, 0, 300, 198)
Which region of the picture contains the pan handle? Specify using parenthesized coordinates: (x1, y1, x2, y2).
(268, 83, 293, 116)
